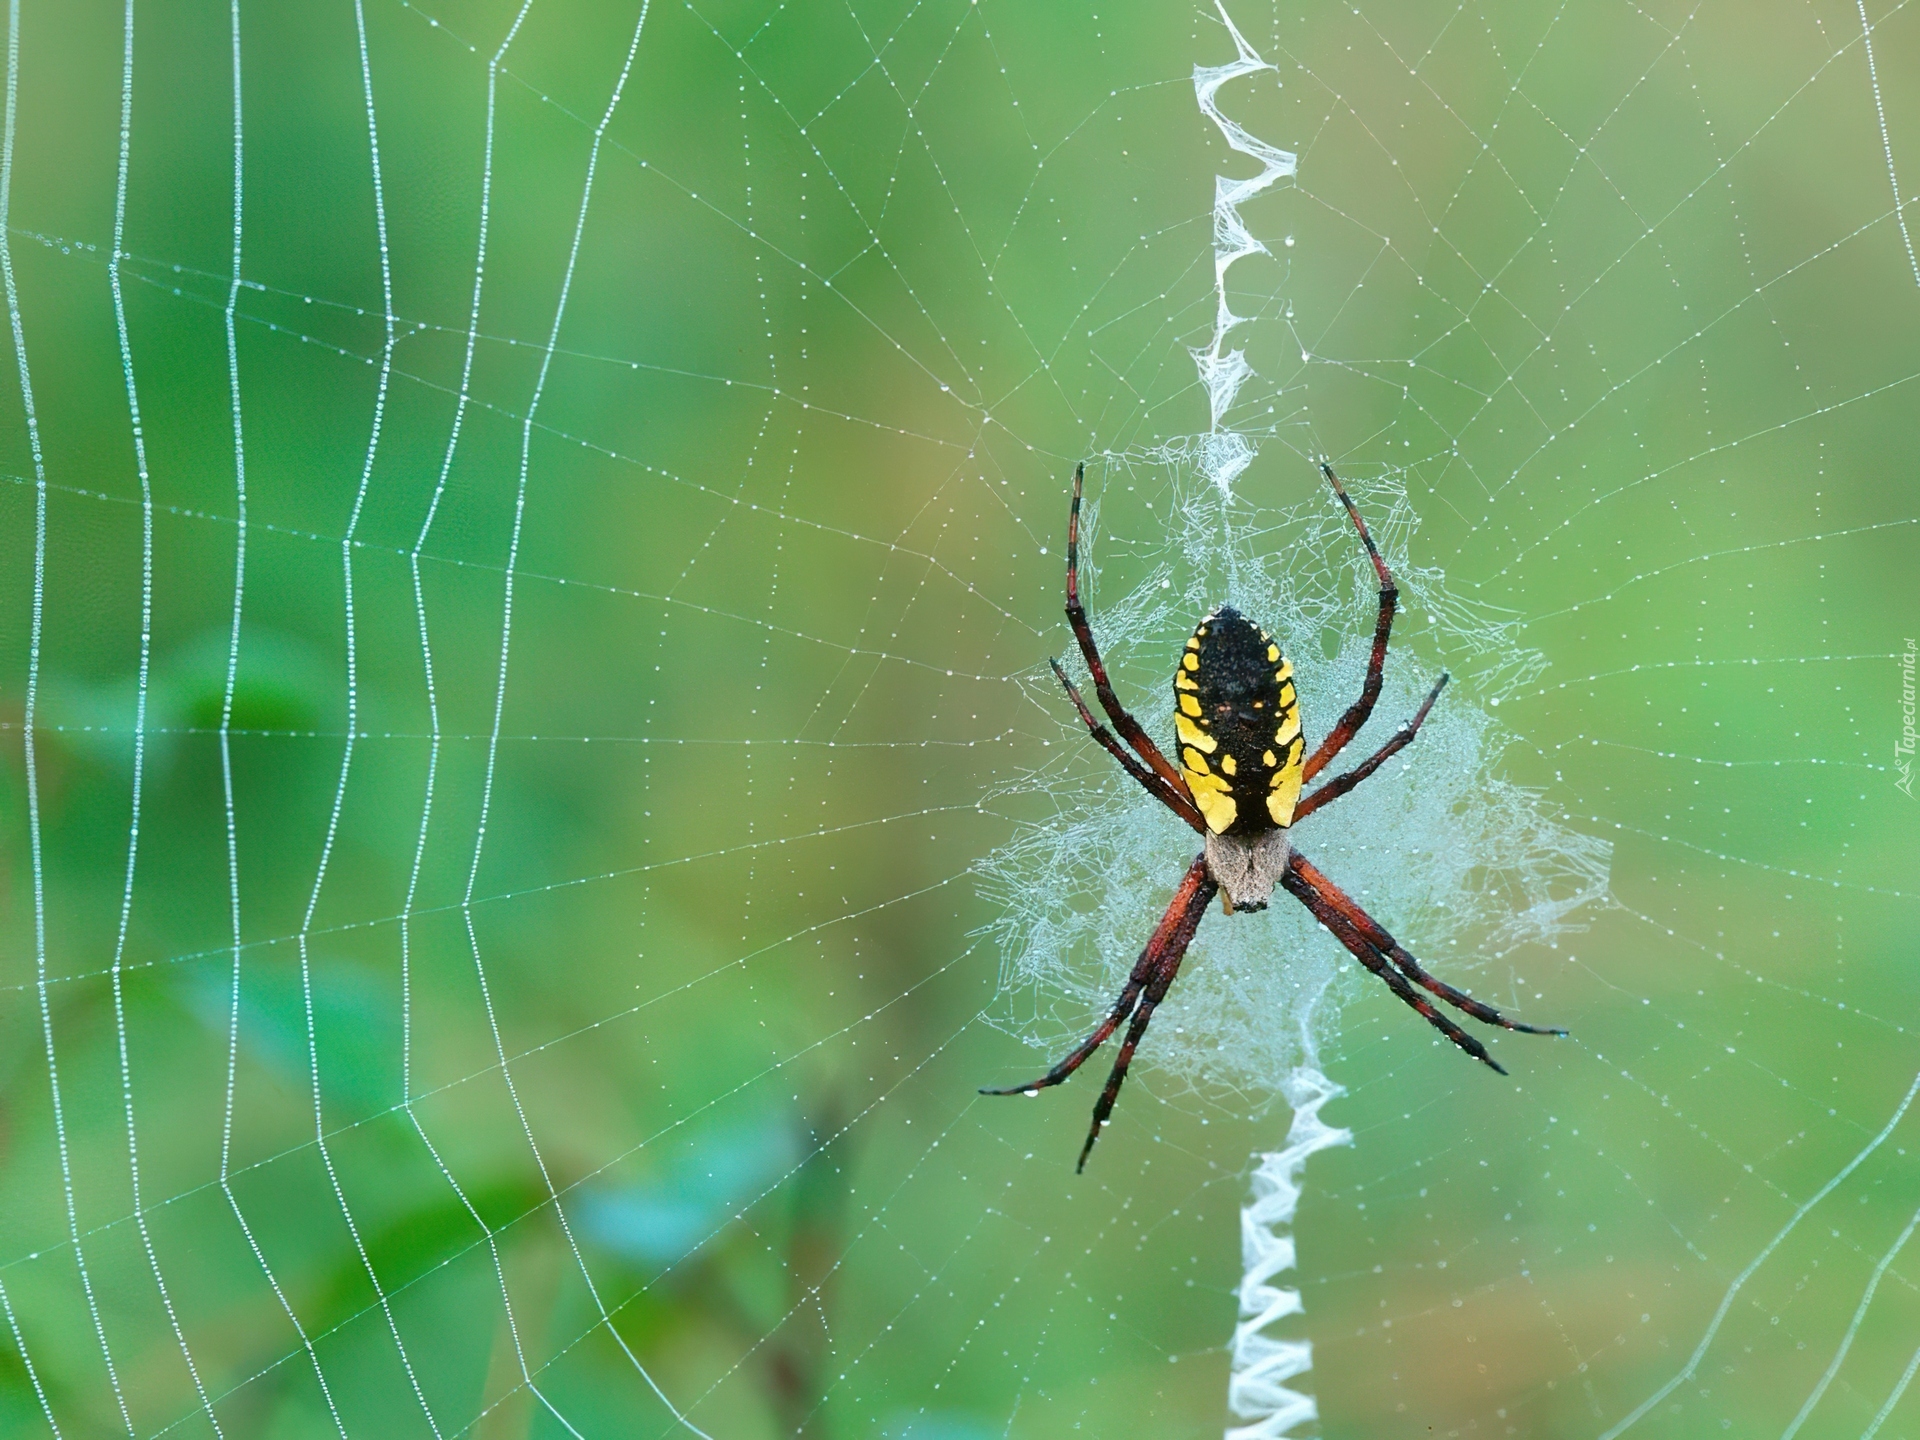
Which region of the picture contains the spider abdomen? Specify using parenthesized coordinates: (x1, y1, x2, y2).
(1173, 605, 1306, 839)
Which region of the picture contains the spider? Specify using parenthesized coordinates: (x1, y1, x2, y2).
(984, 463, 1565, 1171)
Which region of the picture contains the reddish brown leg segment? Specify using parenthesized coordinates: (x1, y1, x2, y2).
(1074, 927, 1187, 1172)
(1294, 672, 1449, 822)
(1302, 464, 1399, 782)
(981, 853, 1218, 1171)
(1050, 658, 1205, 834)
(1074, 858, 1216, 1171)
(1289, 852, 1566, 1038)
(1063, 463, 1193, 800)
(1280, 860, 1508, 1073)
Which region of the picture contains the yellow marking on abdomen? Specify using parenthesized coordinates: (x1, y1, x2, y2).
(1266, 736, 1305, 826)
(1182, 751, 1237, 832)
(1191, 787, 1237, 832)
(1178, 692, 1201, 717)
(1175, 713, 1216, 752)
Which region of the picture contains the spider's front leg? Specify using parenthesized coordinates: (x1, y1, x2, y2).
(1302, 464, 1399, 782)
(980, 852, 1217, 1171)
(1294, 671, 1448, 822)
(1049, 658, 1204, 832)
(1061, 463, 1193, 801)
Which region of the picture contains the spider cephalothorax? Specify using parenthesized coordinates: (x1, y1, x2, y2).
(985, 463, 1565, 1171)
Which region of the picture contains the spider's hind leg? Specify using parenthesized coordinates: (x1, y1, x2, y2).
(981, 853, 1217, 1170)
(1291, 853, 1566, 1038)
(1281, 862, 1510, 1074)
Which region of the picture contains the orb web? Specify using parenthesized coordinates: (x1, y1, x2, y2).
(0, 0, 1914, 1437)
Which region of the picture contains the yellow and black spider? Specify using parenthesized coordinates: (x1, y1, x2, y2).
(984, 463, 1565, 1170)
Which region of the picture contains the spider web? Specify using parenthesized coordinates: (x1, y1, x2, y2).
(0, 1, 1916, 1438)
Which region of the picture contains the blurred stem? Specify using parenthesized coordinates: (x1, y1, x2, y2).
(765, 1098, 849, 1440)
(479, 1222, 561, 1440)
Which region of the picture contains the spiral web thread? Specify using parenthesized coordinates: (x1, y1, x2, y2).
(1189, 2, 1294, 497)
(1226, 1068, 1353, 1440)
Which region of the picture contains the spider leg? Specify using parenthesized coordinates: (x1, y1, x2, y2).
(981, 854, 1217, 1170)
(978, 931, 1157, 1097)
(1293, 672, 1448, 822)
(1280, 859, 1508, 1074)
(1062, 463, 1193, 799)
(1289, 851, 1567, 1038)
(1050, 658, 1205, 833)
(1074, 860, 1216, 1171)
(1074, 936, 1185, 1172)
(1302, 464, 1399, 782)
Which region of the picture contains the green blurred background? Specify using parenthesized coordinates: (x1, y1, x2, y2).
(2, 0, 1917, 1436)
